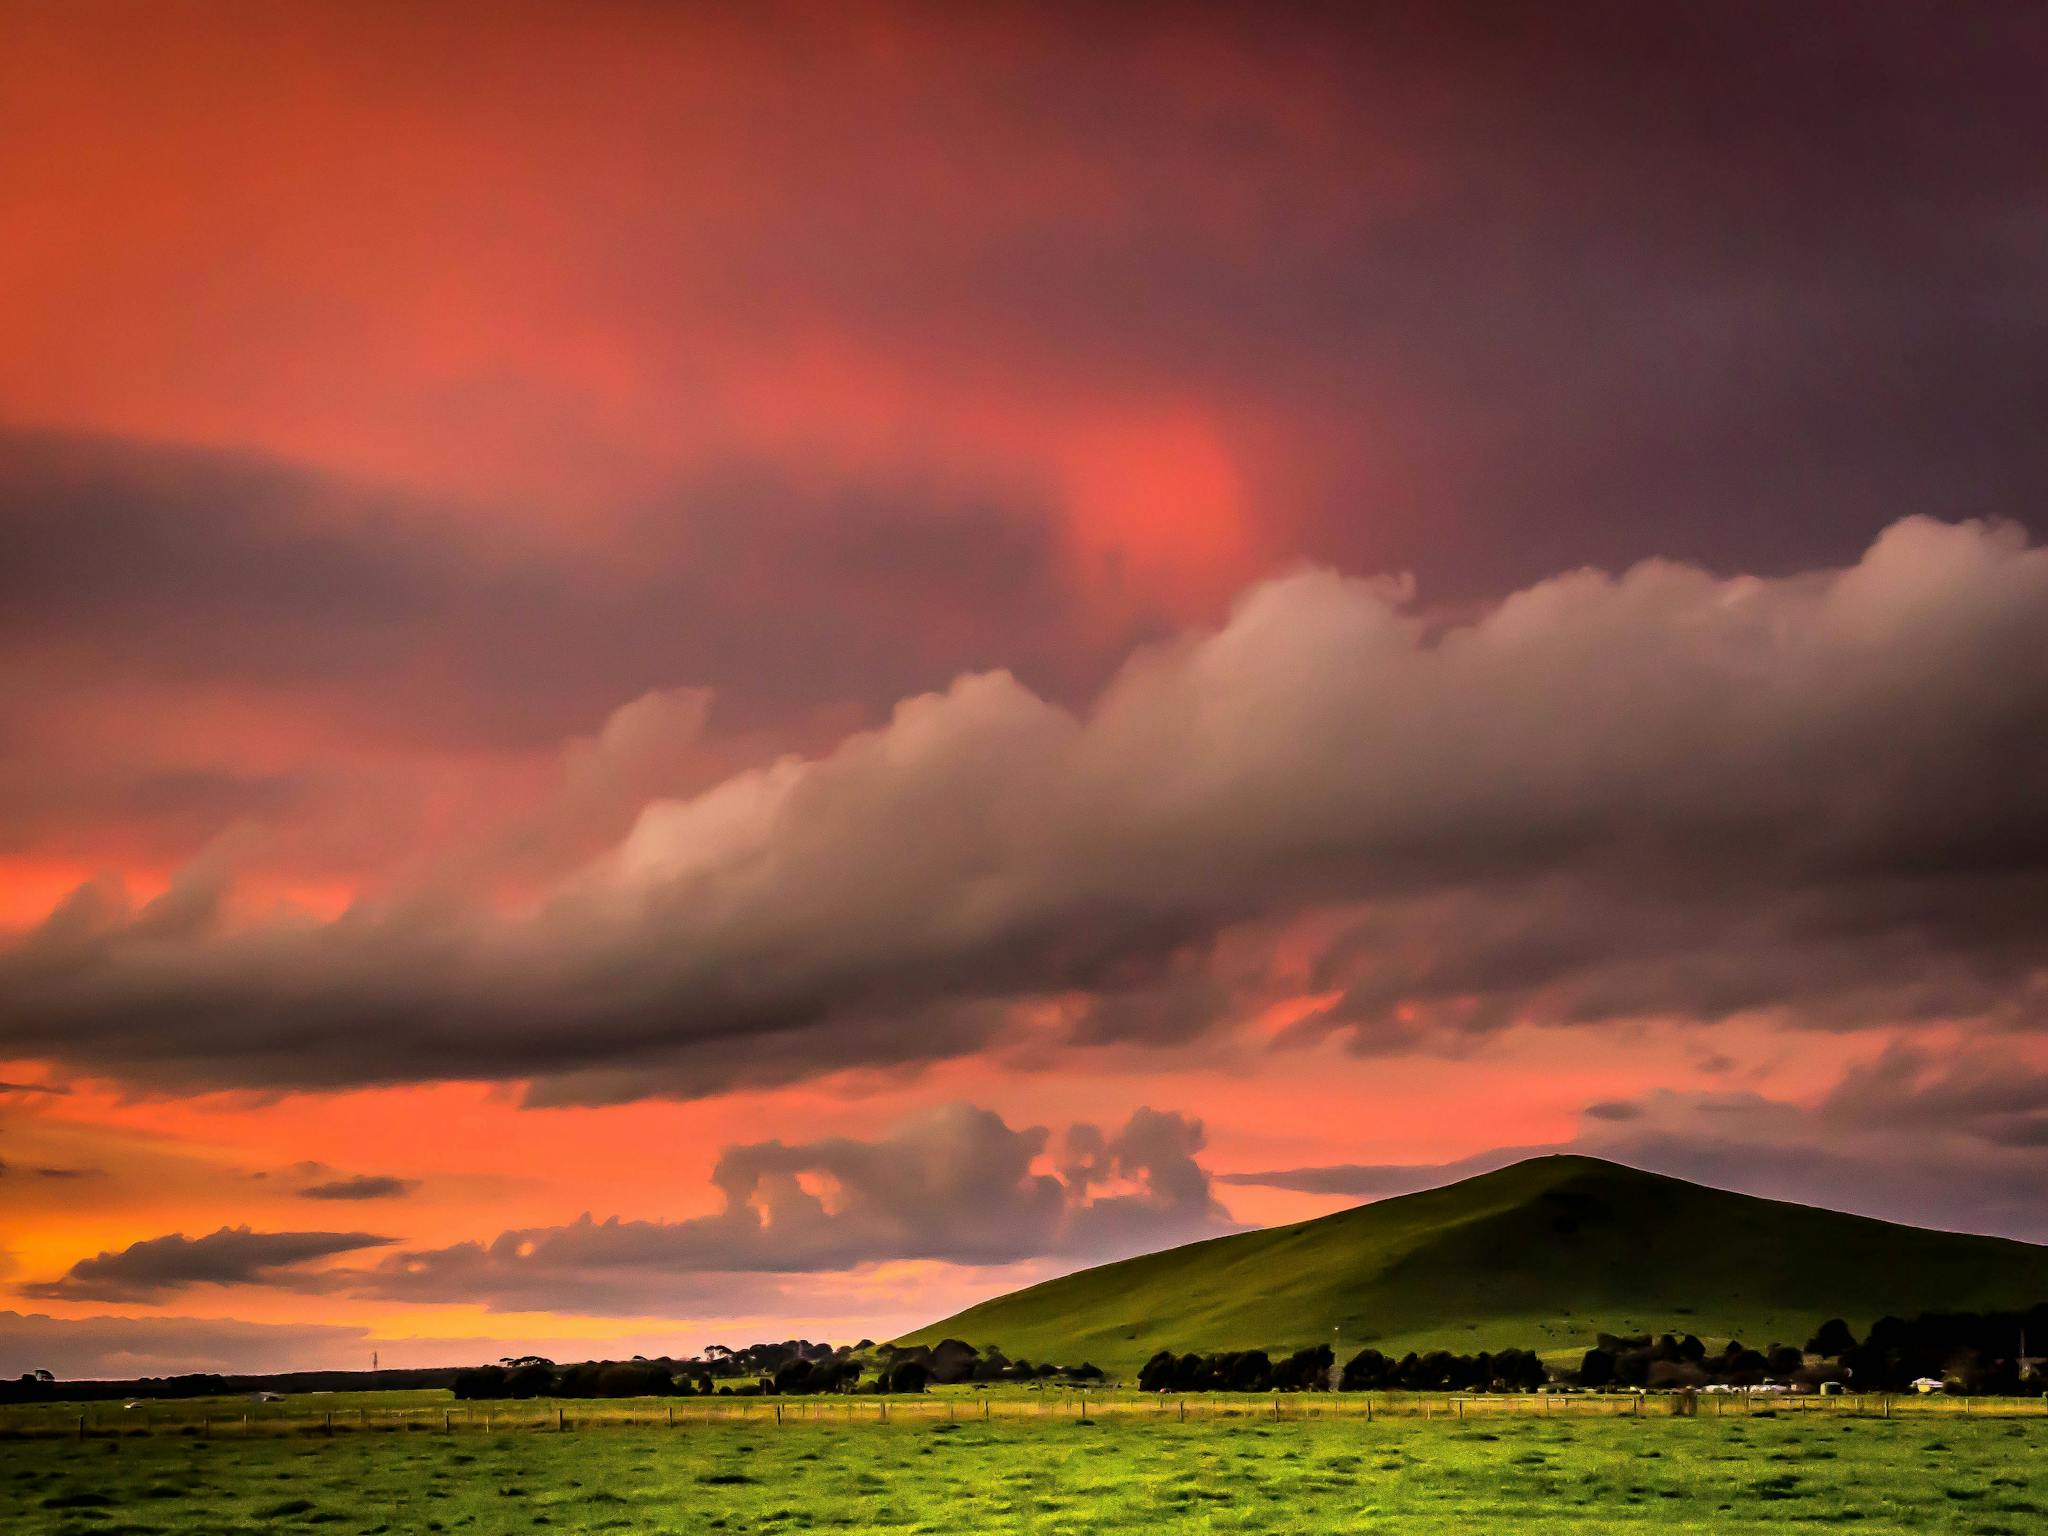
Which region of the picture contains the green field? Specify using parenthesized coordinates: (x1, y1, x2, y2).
(900, 1156, 2048, 1373)
(4, 1396, 2043, 1535)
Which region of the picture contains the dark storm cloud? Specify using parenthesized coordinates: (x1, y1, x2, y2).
(2, 517, 2047, 1099)
(4, 8, 2041, 750)
(25, 1227, 398, 1303)
(636, 2, 2048, 598)
(0, 425, 1098, 747)
(1169, 3, 2048, 595)
(358, 1106, 1231, 1314)
(1818, 1045, 2048, 1153)
(297, 1175, 420, 1201)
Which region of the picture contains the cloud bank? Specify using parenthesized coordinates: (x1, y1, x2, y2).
(360, 1105, 1230, 1315)
(3, 517, 2046, 1101)
(26, 1227, 397, 1303)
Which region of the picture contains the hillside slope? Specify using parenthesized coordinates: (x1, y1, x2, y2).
(895, 1156, 2048, 1375)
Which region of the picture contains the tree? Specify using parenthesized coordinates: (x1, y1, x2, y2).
(1806, 1318, 1857, 1357)
(1271, 1344, 1334, 1391)
(1341, 1349, 1395, 1391)
(1138, 1351, 1177, 1393)
(1578, 1348, 1616, 1389)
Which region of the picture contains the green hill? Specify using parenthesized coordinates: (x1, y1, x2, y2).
(896, 1155, 2048, 1375)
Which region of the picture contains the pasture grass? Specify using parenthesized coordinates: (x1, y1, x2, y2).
(3, 1404, 2041, 1534)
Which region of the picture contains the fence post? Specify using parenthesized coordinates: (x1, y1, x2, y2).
(443, 1410, 451, 1433)
(557, 1407, 565, 1432)
(1179, 1398, 1185, 1422)
(775, 1403, 783, 1427)
(1457, 1397, 1465, 1422)
(77, 1414, 85, 1441)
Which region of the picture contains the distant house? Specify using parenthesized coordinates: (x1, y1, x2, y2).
(253, 1390, 284, 1403)
(1909, 1377, 1945, 1395)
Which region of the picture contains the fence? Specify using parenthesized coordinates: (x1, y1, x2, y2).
(3, 1387, 2042, 1441)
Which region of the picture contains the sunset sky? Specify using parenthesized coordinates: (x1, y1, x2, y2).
(4, 1, 2047, 1380)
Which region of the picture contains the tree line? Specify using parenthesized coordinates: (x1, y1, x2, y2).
(9, 1304, 2041, 1403)
(1137, 1304, 2048, 1395)
(448, 1338, 1106, 1400)
(1138, 1344, 1547, 1394)
(1579, 1304, 2048, 1395)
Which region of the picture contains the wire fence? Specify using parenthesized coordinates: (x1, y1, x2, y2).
(3, 1387, 2043, 1440)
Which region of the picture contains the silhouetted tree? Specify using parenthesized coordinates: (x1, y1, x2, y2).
(1806, 1318, 1856, 1357)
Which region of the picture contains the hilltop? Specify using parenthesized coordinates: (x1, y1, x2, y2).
(896, 1155, 2048, 1375)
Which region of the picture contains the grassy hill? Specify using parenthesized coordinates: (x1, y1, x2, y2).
(895, 1155, 2048, 1376)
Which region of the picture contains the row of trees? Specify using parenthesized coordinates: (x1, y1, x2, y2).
(1578, 1333, 1801, 1390)
(1138, 1343, 1547, 1394)
(1133, 1306, 2048, 1396)
(899, 1339, 1103, 1386)
(1840, 1306, 2047, 1395)
(1138, 1345, 1335, 1394)
(1577, 1306, 2048, 1394)
(448, 1337, 1107, 1401)
(1345, 1347, 1549, 1392)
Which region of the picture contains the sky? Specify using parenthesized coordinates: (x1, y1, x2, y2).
(3, 0, 2047, 1379)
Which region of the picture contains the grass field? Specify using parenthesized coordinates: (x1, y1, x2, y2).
(899, 1157, 2048, 1374)
(3, 1393, 2043, 1535)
